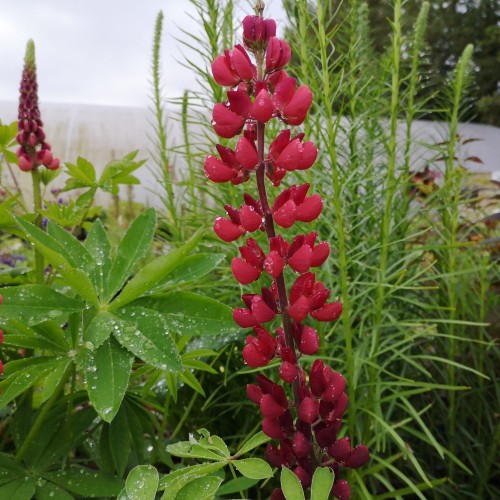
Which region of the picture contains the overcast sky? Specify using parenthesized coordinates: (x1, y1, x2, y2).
(0, 0, 285, 108)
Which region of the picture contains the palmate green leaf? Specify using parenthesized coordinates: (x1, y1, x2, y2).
(41, 359, 71, 402)
(0, 285, 83, 325)
(112, 307, 181, 371)
(1, 319, 70, 352)
(158, 462, 226, 497)
(109, 406, 131, 475)
(0, 477, 36, 499)
(281, 466, 305, 500)
(232, 458, 273, 480)
(106, 208, 157, 302)
(83, 311, 117, 349)
(0, 357, 64, 406)
(124, 465, 158, 500)
(64, 156, 97, 188)
(35, 482, 74, 500)
(109, 229, 204, 310)
(174, 475, 223, 500)
(310, 467, 335, 500)
(15, 217, 98, 304)
(85, 338, 134, 422)
(153, 253, 224, 291)
(42, 467, 123, 496)
(0, 452, 25, 482)
(236, 432, 271, 456)
(133, 292, 234, 337)
(47, 222, 94, 270)
(85, 219, 112, 298)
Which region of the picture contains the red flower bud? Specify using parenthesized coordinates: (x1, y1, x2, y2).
(292, 431, 311, 458)
(311, 302, 342, 322)
(231, 257, 261, 284)
(328, 437, 351, 462)
(332, 480, 351, 500)
(212, 103, 246, 138)
(243, 342, 270, 367)
(266, 443, 285, 468)
(233, 308, 257, 328)
(239, 205, 262, 232)
(263, 251, 285, 278)
(293, 465, 311, 488)
(204, 156, 234, 182)
(251, 296, 276, 324)
(344, 444, 370, 468)
(260, 394, 286, 418)
(297, 396, 319, 424)
(213, 216, 244, 242)
(212, 54, 239, 87)
(296, 194, 323, 222)
(262, 417, 285, 440)
(266, 38, 291, 72)
(253, 89, 275, 123)
(235, 136, 259, 170)
(246, 384, 263, 404)
(288, 295, 310, 323)
(242, 16, 276, 49)
(279, 361, 298, 383)
(299, 326, 319, 355)
(288, 244, 313, 274)
(283, 85, 313, 126)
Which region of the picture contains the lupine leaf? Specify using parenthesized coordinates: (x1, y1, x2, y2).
(85, 219, 112, 299)
(124, 465, 159, 500)
(0, 285, 83, 325)
(109, 407, 131, 475)
(281, 467, 305, 500)
(106, 208, 156, 302)
(133, 292, 234, 336)
(310, 467, 335, 500)
(237, 432, 271, 456)
(0, 478, 36, 499)
(232, 458, 273, 480)
(112, 307, 181, 371)
(109, 229, 204, 310)
(85, 338, 134, 422)
(42, 467, 124, 496)
(175, 475, 223, 499)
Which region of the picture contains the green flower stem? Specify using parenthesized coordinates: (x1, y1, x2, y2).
(31, 167, 44, 284)
(15, 363, 73, 464)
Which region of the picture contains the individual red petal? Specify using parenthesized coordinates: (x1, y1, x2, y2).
(309, 360, 326, 397)
(292, 431, 311, 458)
(311, 241, 330, 267)
(18, 155, 33, 171)
(293, 183, 311, 204)
(253, 88, 275, 123)
(288, 245, 313, 274)
(274, 138, 302, 171)
(298, 141, 318, 170)
(283, 85, 313, 125)
(266, 444, 285, 468)
(344, 444, 370, 468)
(251, 296, 276, 324)
(271, 488, 286, 500)
(293, 465, 311, 488)
(269, 129, 292, 160)
(231, 257, 261, 285)
(238, 205, 262, 232)
(47, 157, 60, 170)
(315, 426, 338, 449)
(211, 55, 238, 86)
(212, 103, 245, 139)
(273, 77, 297, 109)
(279, 361, 298, 383)
(273, 200, 297, 228)
(204, 156, 234, 182)
(233, 308, 257, 328)
(331, 392, 349, 419)
(260, 394, 286, 418)
(327, 437, 351, 462)
(246, 384, 263, 404)
(266, 38, 291, 72)
(311, 302, 343, 322)
(296, 194, 323, 222)
(242, 342, 270, 367)
(213, 216, 244, 242)
(322, 372, 346, 403)
(227, 89, 252, 117)
(240, 240, 265, 268)
(255, 326, 276, 358)
(288, 295, 310, 323)
(263, 251, 286, 278)
(332, 480, 351, 500)
(297, 396, 319, 424)
(262, 417, 285, 440)
(299, 325, 319, 355)
(230, 45, 254, 80)
(235, 136, 259, 170)
(216, 144, 237, 166)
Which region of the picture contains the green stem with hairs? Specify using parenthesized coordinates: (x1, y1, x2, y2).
(31, 168, 44, 283)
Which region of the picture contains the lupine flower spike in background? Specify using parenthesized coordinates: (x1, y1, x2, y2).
(15, 39, 60, 283)
(206, 2, 369, 497)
